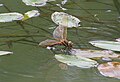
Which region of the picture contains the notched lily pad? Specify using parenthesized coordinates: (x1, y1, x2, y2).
(98, 62, 120, 79)
(55, 54, 98, 68)
(0, 51, 13, 56)
(22, 0, 55, 6)
(70, 49, 120, 60)
(51, 12, 81, 27)
(89, 40, 120, 51)
(0, 12, 24, 22)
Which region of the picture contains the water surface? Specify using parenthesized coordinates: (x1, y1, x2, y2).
(0, 0, 120, 82)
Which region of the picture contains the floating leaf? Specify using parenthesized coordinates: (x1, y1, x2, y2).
(89, 40, 120, 51)
(98, 62, 120, 79)
(0, 4, 3, 6)
(55, 54, 98, 68)
(61, 0, 68, 5)
(70, 49, 120, 60)
(0, 12, 24, 22)
(51, 12, 81, 28)
(0, 51, 13, 56)
(59, 63, 68, 70)
(22, 10, 40, 21)
(22, 0, 55, 6)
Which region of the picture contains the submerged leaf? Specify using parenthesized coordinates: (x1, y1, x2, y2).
(0, 51, 13, 56)
(55, 54, 98, 68)
(98, 62, 120, 79)
(89, 40, 120, 51)
(70, 49, 120, 59)
(0, 12, 24, 22)
(22, 10, 40, 21)
(113, 0, 120, 15)
(22, 0, 55, 6)
(51, 12, 81, 27)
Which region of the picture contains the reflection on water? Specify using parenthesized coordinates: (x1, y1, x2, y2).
(0, 0, 120, 82)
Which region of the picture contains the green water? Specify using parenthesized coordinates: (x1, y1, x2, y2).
(0, 0, 120, 82)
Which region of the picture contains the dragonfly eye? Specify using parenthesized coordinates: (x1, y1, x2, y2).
(68, 41, 73, 44)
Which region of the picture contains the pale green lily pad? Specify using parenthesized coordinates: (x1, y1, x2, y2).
(51, 12, 81, 28)
(22, 0, 55, 6)
(89, 40, 120, 51)
(0, 12, 24, 22)
(0, 51, 13, 56)
(22, 10, 40, 21)
(70, 49, 120, 59)
(55, 54, 98, 68)
(98, 62, 120, 79)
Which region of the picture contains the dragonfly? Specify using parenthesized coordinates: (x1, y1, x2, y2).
(39, 25, 73, 50)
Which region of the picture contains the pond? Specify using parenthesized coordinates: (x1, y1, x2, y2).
(0, 0, 120, 82)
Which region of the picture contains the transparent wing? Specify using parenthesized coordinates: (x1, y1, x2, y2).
(53, 25, 67, 40)
(39, 39, 60, 47)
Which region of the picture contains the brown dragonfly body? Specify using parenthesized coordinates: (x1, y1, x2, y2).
(39, 25, 73, 49)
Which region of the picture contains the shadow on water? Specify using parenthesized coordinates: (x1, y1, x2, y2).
(0, 0, 120, 82)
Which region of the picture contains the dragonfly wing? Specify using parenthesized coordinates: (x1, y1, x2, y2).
(63, 26, 67, 40)
(53, 25, 67, 40)
(39, 39, 60, 47)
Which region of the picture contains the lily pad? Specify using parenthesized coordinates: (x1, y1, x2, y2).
(98, 62, 120, 79)
(61, 0, 68, 5)
(0, 12, 24, 22)
(0, 51, 13, 56)
(55, 54, 98, 68)
(51, 12, 81, 27)
(22, 10, 40, 21)
(89, 40, 120, 51)
(22, 0, 55, 6)
(70, 49, 120, 59)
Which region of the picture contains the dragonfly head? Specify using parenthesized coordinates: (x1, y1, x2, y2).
(68, 41, 73, 48)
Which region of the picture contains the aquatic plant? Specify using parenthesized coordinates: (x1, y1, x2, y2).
(0, 12, 24, 22)
(0, 10, 40, 22)
(22, 0, 55, 6)
(0, 51, 13, 56)
(55, 54, 98, 68)
(70, 49, 120, 60)
(98, 62, 120, 79)
(22, 10, 40, 21)
(51, 12, 81, 28)
(89, 40, 120, 51)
